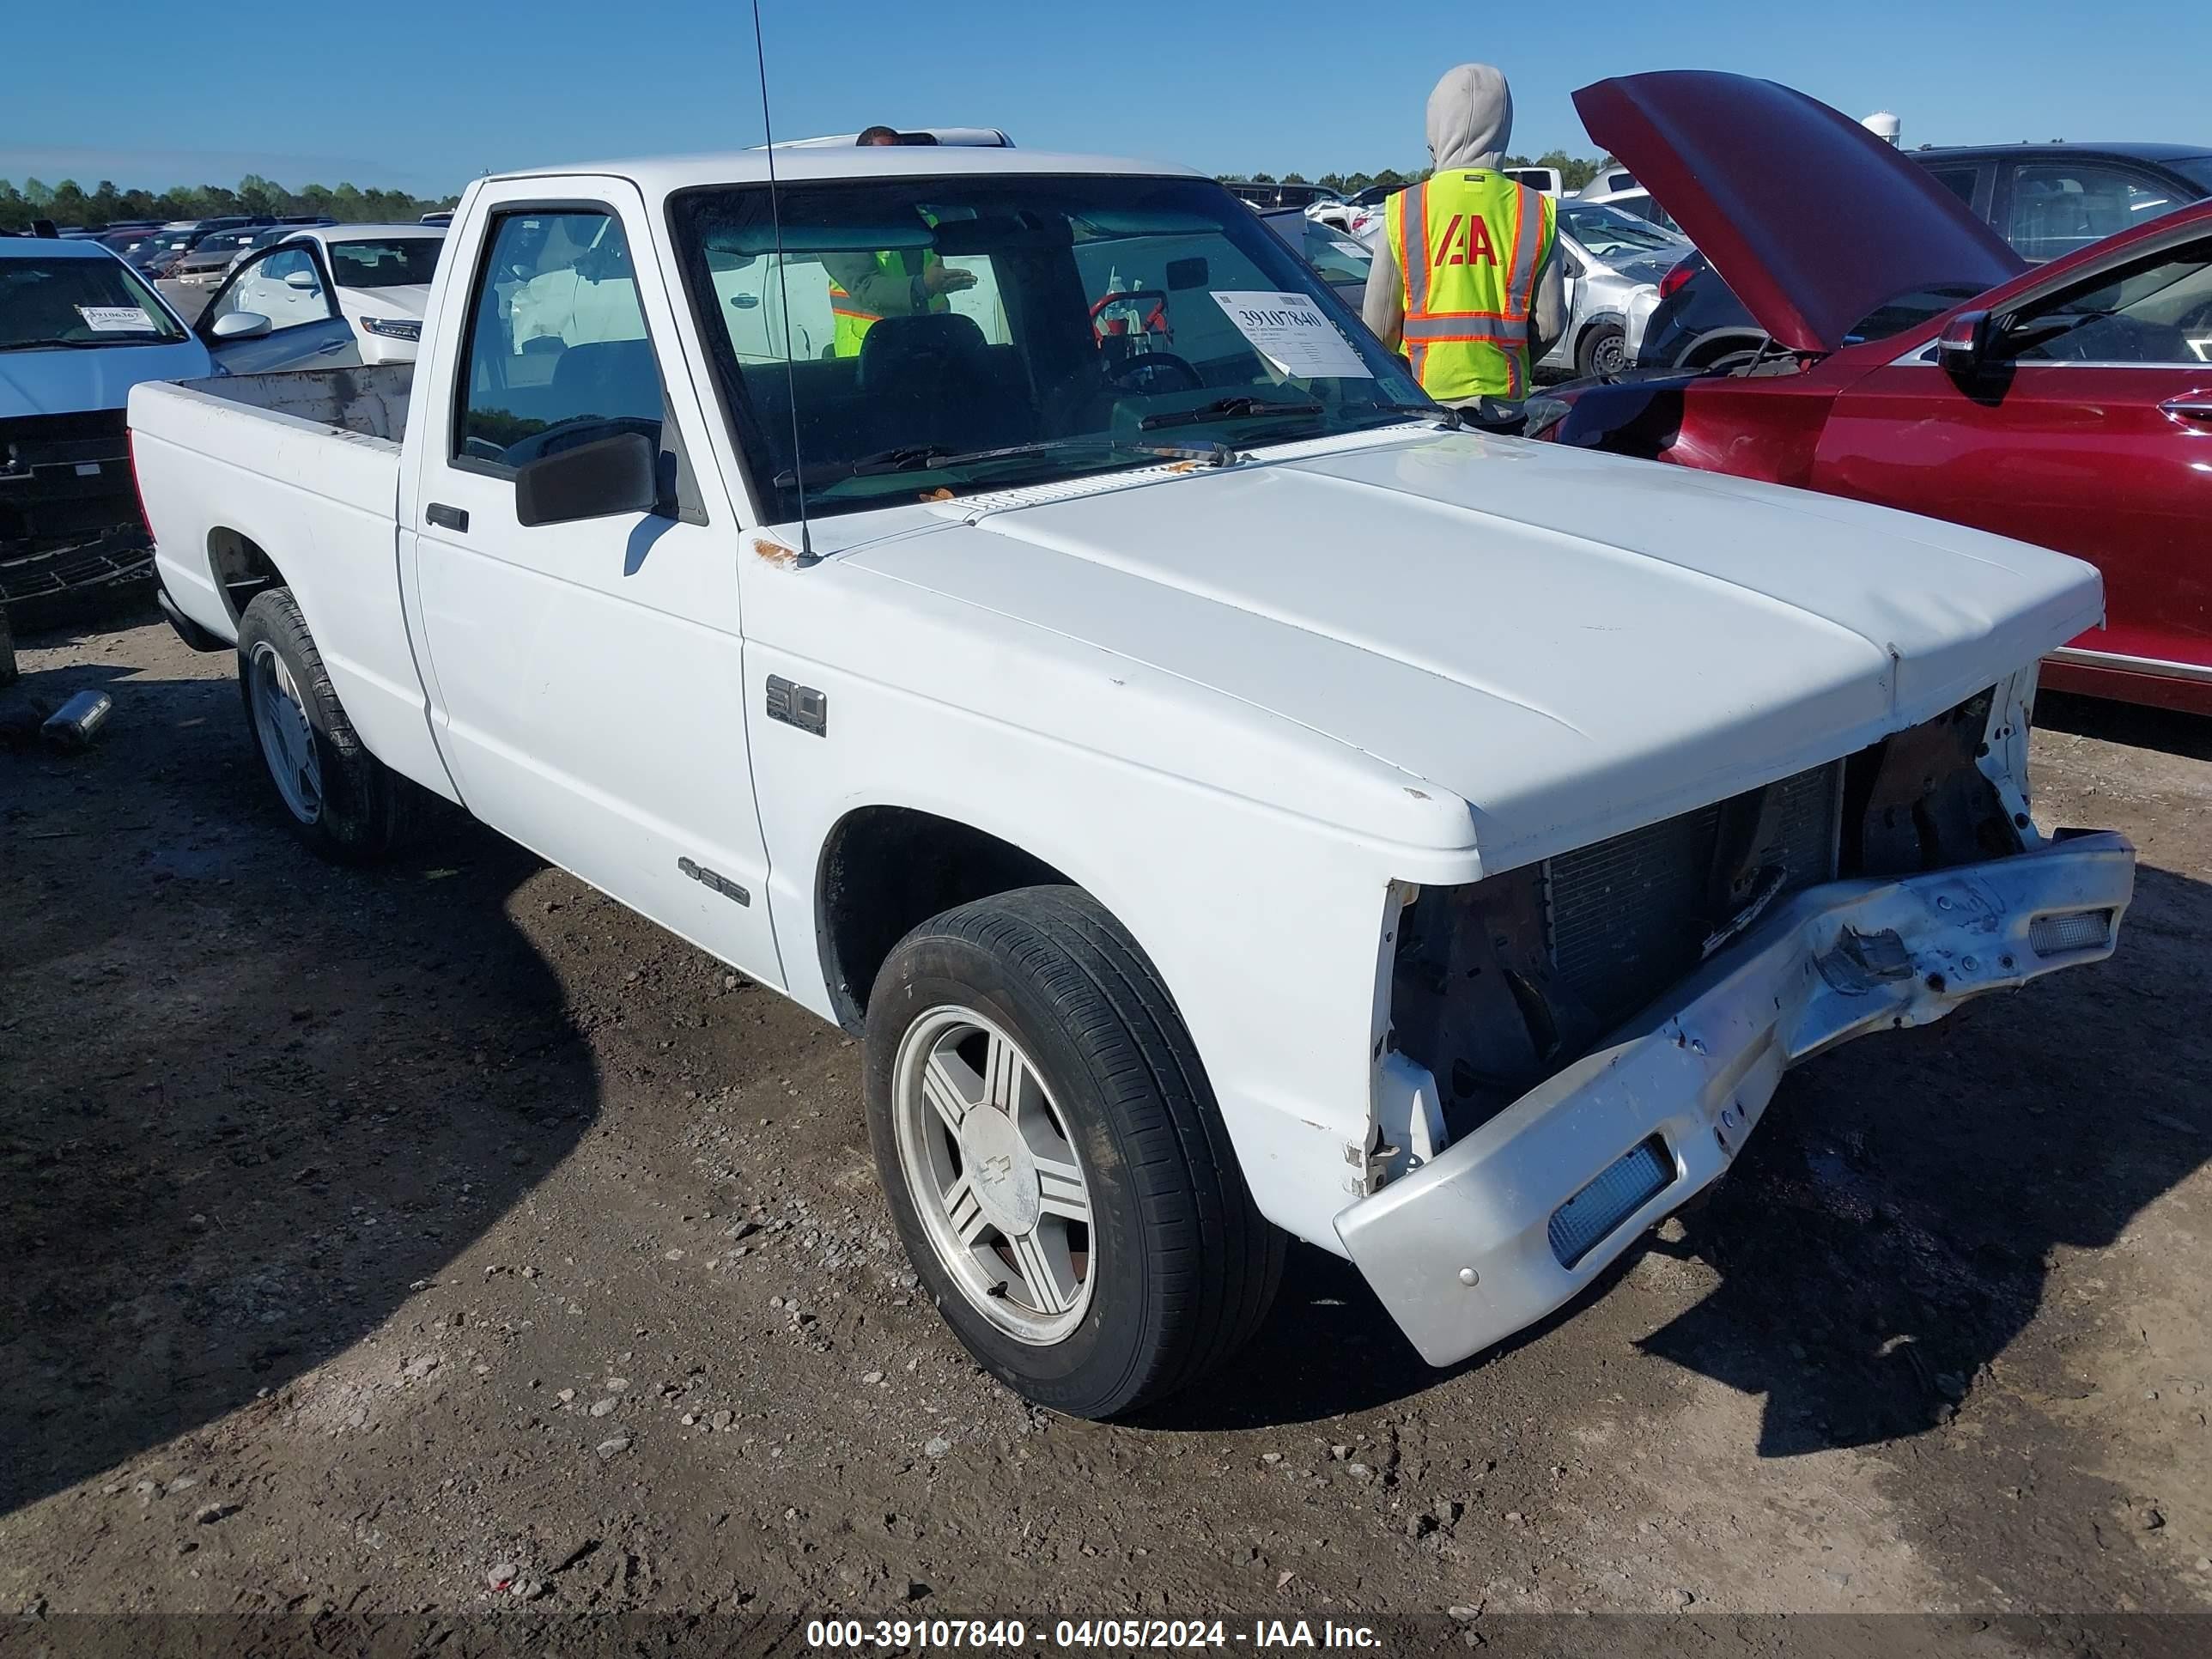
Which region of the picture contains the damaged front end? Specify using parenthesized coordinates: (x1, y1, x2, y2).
(1339, 678, 2134, 1366)
(0, 410, 155, 610)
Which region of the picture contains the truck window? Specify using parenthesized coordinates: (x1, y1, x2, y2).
(670, 175, 1428, 525)
(456, 210, 667, 470)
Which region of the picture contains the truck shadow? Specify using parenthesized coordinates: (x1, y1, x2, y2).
(1, 623, 601, 1516)
(2036, 690, 2212, 764)
(1146, 861, 2212, 1449)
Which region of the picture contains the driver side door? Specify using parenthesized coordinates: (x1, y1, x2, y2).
(1812, 226, 2212, 698)
(198, 242, 360, 373)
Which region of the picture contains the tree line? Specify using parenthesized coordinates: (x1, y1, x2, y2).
(0, 173, 460, 233)
(1219, 150, 1611, 194)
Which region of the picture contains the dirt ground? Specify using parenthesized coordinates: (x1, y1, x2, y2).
(3, 604, 2209, 1656)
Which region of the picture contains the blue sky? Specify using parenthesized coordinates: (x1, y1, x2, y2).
(3, 1, 2204, 197)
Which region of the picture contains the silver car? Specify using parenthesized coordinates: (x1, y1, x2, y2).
(1543, 198, 1690, 379)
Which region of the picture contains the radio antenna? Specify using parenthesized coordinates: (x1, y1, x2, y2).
(751, 0, 817, 565)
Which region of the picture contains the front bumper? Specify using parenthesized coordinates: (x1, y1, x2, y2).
(1335, 831, 2136, 1367)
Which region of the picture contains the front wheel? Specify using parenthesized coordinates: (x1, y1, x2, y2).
(865, 887, 1283, 1419)
(235, 588, 428, 862)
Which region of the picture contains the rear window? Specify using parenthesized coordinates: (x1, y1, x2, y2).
(2172, 157, 2212, 195)
(327, 239, 444, 289)
(0, 256, 187, 349)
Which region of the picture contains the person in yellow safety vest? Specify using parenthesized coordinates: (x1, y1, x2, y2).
(824, 125, 976, 357)
(1361, 64, 1564, 409)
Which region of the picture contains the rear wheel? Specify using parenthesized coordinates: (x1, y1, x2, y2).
(1577, 322, 1627, 380)
(235, 588, 428, 862)
(865, 886, 1283, 1419)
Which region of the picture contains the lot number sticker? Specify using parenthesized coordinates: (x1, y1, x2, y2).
(76, 306, 156, 333)
(1211, 291, 1372, 380)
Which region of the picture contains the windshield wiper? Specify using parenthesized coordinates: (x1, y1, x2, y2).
(1138, 395, 1322, 431)
(0, 336, 171, 352)
(1376, 400, 1463, 429)
(775, 435, 1231, 490)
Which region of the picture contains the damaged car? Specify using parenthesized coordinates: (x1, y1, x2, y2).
(1530, 72, 2212, 716)
(131, 146, 2135, 1415)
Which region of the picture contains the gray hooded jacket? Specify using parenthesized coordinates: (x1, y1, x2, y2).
(1360, 64, 1565, 391)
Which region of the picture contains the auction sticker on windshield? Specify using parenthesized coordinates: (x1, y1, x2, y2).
(1211, 291, 1372, 380)
(76, 307, 156, 333)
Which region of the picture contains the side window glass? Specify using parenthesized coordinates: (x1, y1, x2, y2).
(1923, 166, 1978, 210)
(2006, 164, 2182, 262)
(457, 210, 666, 471)
(2003, 238, 2212, 366)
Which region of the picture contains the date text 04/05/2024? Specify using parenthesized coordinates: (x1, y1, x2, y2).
(804, 1619, 1383, 1650)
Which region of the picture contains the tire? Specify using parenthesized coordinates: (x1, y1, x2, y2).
(234, 588, 428, 862)
(0, 602, 15, 690)
(1576, 322, 1627, 380)
(865, 886, 1284, 1419)
(1683, 336, 1767, 374)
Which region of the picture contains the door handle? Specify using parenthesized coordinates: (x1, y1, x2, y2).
(2160, 396, 2212, 422)
(316, 337, 348, 354)
(425, 502, 469, 532)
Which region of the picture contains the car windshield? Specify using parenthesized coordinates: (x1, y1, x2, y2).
(1262, 214, 1372, 287)
(0, 256, 187, 350)
(186, 231, 257, 260)
(1556, 201, 1685, 260)
(671, 173, 1431, 521)
(326, 238, 443, 289)
(1844, 283, 1993, 345)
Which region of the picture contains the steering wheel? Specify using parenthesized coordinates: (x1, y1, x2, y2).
(498, 413, 662, 468)
(1104, 351, 1205, 397)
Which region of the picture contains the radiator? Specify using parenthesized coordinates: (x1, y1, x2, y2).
(1545, 762, 1843, 1027)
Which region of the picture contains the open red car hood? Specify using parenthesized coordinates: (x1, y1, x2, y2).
(1574, 71, 2025, 354)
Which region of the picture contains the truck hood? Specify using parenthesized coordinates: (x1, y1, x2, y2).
(848, 432, 2100, 869)
(0, 338, 215, 421)
(1573, 71, 2023, 354)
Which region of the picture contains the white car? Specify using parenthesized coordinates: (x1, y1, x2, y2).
(204, 224, 446, 364)
(129, 145, 2133, 1419)
(1575, 181, 1682, 235)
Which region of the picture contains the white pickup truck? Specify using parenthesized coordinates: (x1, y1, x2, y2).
(130, 146, 2136, 1419)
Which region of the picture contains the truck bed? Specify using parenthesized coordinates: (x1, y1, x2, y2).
(128, 361, 452, 801)
(172, 362, 414, 445)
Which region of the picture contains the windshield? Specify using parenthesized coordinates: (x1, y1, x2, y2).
(0, 256, 187, 350)
(671, 173, 1431, 522)
(1555, 200, 1685, 261)
(327, 238, 443, 289)
(185, 230, 259, 261)
(1261, 214, 1372, 287)
(1844, 283, 1992, 345)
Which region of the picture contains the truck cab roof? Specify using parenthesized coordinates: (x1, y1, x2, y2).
(485, 148, 1203, 195)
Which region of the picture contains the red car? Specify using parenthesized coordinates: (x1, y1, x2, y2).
(1531, 72, 2212, 715)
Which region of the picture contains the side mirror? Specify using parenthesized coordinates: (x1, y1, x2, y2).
(210, 311, 272, 340)
(283, 268, 320, 291)
(1936, 308, 1990, 376)
(514, 431, 658, 527)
